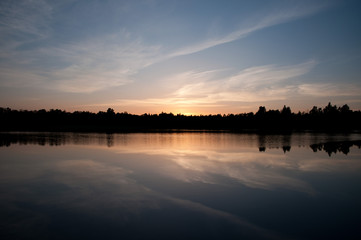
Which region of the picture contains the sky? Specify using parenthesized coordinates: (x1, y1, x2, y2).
(1, 0, 361, 115)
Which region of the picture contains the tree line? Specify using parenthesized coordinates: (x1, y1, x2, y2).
(0, 102, 360, 132)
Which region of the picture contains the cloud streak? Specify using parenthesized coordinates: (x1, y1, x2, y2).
(78, 58, 361, 113)
(51, 1, 327, 93)
(110, 61, 317, 108)
(0, 0, 52, 41)
(0, 1, 328, 94)
(45, 36, 162, 93)
(297, 83, 361, 97)
(167, 2, 327, 58)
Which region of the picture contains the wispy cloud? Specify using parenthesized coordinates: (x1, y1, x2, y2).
(45, 36, 163, 93)
(0, 1, 164, 93)
(87, 61, 316, 112)
(167, 2, 327, 58)
(0, 67, 47, 88)
(169, 60, 317, 103)
(0, 0, 52, 40)
(1, 0, 348, 108)
(0, 30, 163, 93)
(51, 66, 132, 93)
(297, 83, 361, 97)
(0, 0, 329, 95)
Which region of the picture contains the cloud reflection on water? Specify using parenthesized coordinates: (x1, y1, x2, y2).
(1, 132, 361, 239)
(1, 145, 283, 239)
(1, 132, 361, 195)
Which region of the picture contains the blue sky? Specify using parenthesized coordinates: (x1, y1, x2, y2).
(1, 0, 361, 114)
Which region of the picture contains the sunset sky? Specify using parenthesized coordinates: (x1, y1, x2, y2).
(1, 0, 361, 115)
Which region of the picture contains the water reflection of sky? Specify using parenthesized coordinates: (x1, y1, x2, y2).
(1, 133, 361, 239)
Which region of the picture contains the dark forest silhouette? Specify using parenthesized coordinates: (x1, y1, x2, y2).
(1, 102, 360, 132)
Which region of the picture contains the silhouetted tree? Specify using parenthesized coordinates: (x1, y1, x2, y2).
(309, 106, 322, 116)
(323, 102, 338, 115)
(281, 105, 291, 116)
(107, 108, 115, 115)
(339, 104, 350, 114)
(256, 106, 266, 116)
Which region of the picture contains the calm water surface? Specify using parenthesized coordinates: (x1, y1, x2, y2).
(1, 132, 361, 240)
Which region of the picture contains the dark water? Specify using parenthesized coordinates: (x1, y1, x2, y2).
(1, 132, 361, 240)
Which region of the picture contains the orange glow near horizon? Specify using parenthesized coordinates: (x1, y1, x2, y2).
(4, 100, 357, 116)
(64, 104, 310, 116)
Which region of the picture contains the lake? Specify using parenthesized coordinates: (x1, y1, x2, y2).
(1, 132, 361, 239)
